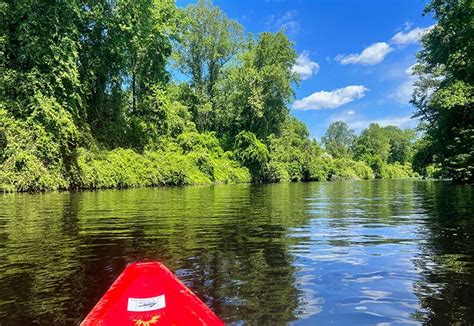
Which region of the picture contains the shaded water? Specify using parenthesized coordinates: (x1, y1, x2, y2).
(0, 180, 473, 325)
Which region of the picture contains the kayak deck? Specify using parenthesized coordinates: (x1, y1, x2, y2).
(81, 261, 224, 326)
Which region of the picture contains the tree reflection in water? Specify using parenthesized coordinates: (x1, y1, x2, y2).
(412, 182, 474, 324)
(0, 184, 313, 325)
(0, 181, 473, 325)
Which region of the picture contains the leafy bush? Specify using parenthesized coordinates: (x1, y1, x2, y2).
(233, 131, 269, 181)
(352, 161, 375, 180)
(425, 164, 443, 179)
(74, 146, 250, 190)
(264, 161, 291, 183)
(265, 117, 322, 182)
(177, 131, 223, 156)
(306, 158, 331, 181)
(0, 105, 70, 192)
(379, 163, 415, 179)
(326, 159, 374, 181)
(1, 115, 250, 192)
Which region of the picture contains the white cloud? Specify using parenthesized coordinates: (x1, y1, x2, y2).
(335, 42, 393, 65)
(328, 109, 359, 124)
(267, 10, 300, 35)
(292, 51, 320, 80)
(402, 21, 413, 31)
(333, 25, 433, 66)
(329, 109, 361, 123)
(293, 85, 368, 110)
(390, 26, 434, 45)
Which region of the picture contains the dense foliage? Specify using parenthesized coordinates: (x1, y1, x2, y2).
(321, 121, 416, 179)
(411, 0, 473, 182)
(0, 0, 434, 192)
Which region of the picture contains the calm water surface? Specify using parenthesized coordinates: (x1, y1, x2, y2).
(1, 180, 473, 325)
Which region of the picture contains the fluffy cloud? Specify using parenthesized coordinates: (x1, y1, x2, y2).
(333, 25, 433, 66)
(335, 42, 393, 65)
(293, 85, 368, 110)
(292, 51, 320, 80)
(390, 26, 433, 45)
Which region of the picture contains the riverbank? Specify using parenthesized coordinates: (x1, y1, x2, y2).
(0, 143, 416, 192)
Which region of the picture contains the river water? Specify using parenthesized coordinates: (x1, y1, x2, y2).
(0, 180, 473, 325)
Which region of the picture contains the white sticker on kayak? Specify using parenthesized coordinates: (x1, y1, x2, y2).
(127, 295, 166, 312)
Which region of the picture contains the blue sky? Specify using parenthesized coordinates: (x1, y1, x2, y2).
(176, 0, 434, 139)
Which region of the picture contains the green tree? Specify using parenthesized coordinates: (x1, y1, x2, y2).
(353, 124, 415, 177)
(321, 121, 356, 158)
(225, 32, 298, 139)
(266, 117, 322, 182)
(353, 124, 391, 177)
(2, 0, 83, 120)
(0, 0, 419, 192)
(78, 0, 179, 143)
(384, 126, 414, 165)
(412, 0, 474, 182)
(174, 0, 244, 131)
(233, 131, 269, 181)
(354, 124, 390, 160)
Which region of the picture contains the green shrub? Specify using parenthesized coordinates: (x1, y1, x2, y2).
(380, 163, 414, 179)
(1, 119, 250, 191)
(75, 146, 250, 190)
(264, 161, 291, 183)
(233, 131, 269, 181)
(425, 164, 443, 179)
(306, 158, 331, 181)
(352, 161, 375, 180)
(0, 107, 69, 192)
(325, 158, 374, 181)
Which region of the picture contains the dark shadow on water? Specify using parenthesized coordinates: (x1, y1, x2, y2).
(411, 182, 474, 324)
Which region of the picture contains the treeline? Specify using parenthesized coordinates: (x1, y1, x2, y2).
(322, 121, 415, 180)
(0, 0, 458, 192)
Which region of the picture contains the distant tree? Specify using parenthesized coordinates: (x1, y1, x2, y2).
(378, 126, 414, 165)
(321, 121, 356, 158)
(353, 124, 390, 177)
(411, 0, 474, 182)
(354, 124, 390, 161)
(267, 117, 322, 182)
(354, 124, 415, 176)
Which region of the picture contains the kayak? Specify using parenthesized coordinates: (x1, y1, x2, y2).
(81, 261, 224, 326)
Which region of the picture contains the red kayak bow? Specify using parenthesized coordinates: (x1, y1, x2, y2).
(81, 261, 224, 326)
